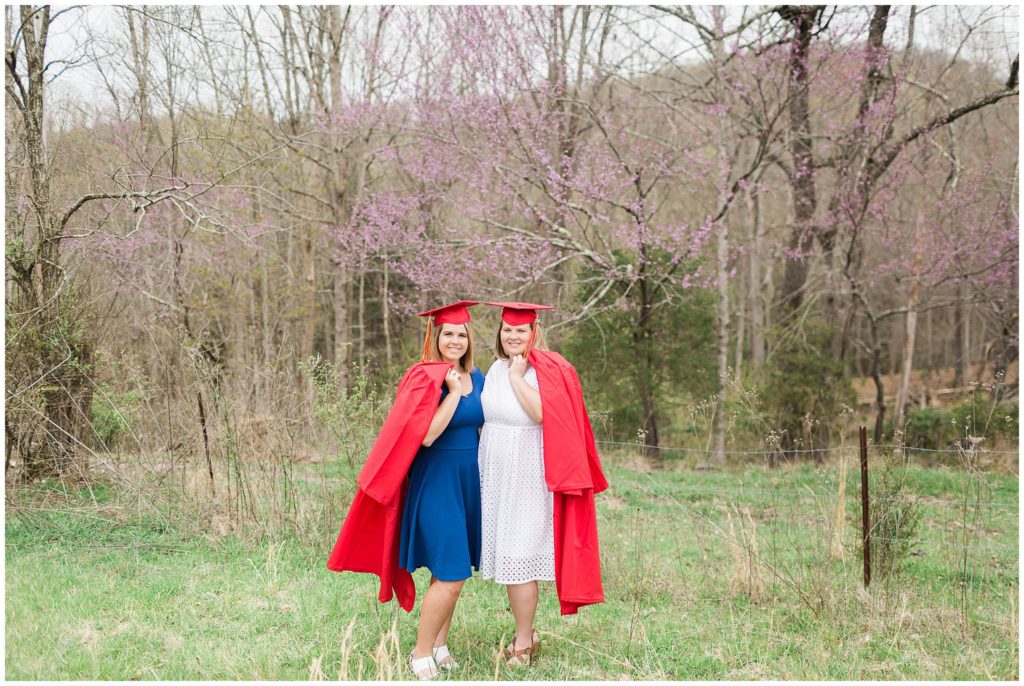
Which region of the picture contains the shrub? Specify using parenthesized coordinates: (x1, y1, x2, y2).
(6, 287, 98, 479)
(763, 319, 855, 453)
(900, 406, 956, 450)
(950, 398, 1018, 445)
(302, 358, 390, 473)
(864, 447, 923, 579)
(897, 400, 1018, 450)
(561, 264, 716, 446)
(89, 384, 151, 451)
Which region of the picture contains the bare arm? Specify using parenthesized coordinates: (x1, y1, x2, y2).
(509, 356, 543, 424)
(422, 391, 461, 447)
(422, 368, 462, 447)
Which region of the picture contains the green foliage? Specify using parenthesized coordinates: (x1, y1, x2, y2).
(302, 357, 390, 472)
(6, 235, 27, 266)
(705, 369, 825, 459)
(950, 396, 1018, 444)
(89, 385, 146, 450)
(763, 319, 855, 450)
(867, 449, 924, 579)
(898, 406, 951, 450)
(6, 283, 98, 478)
(562, 270, 716, 444)
(894, 399, 1018, 450)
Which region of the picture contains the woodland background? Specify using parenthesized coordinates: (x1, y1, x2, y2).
(5, 6, 1019, 481)
(4, 5, 1019, 680)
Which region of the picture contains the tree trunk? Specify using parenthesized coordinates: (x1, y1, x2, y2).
(893, 282, 919, 431)
(197, 6, 224, 116)
(868, 315, 886, 444)
(326, 6, 375, 390)
(923, 306, 932, 407)
(297, 220, 318, 387)
(747, 187, 766, 368)
(259, 238, 273, 399)
(544, 6, 589, 309)
(777, 6, 821, 317)
(711, 12, 730, 466)
(822, 6, 891, 345)
(278, 7, 301, 132)
(888, 317, 900, 376)
(382, 252, 393, 368)
(633, 252, 662, 467)
(894, 219, 923, 429)
(243, 6, 274, 121)
(954, 285, 967, 386)
(332, 258, 353, 383)
(357, 262, 366, 368)
(10, 6, 90, 480)
(990, 312, 1018, 403)
(124, 8, 154, 147)
(36, 367, 91, 481)
(734, 266, 746, 386)
(714, 212, 729, 465)
(964, 307, 972, 383)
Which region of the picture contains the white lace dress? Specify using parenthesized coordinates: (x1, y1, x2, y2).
(478, 359, 555, 584)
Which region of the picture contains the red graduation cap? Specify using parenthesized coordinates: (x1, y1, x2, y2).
(417, 300, 478, 362)
(484, 301, 554, 326)
(417, 300, 478, 325)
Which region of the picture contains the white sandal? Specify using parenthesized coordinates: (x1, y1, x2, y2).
(433, 644, 458, 670)
(408, 652, 439, 681)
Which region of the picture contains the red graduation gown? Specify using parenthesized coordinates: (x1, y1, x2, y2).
(325, 362, 452, 612)
(530, 350, 609, 615)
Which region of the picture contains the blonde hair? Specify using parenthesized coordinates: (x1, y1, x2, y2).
(426, 322, 475, 371)
(494, 321, 548, 360)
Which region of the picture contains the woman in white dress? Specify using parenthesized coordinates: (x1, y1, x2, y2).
(478, 301, 554, 666)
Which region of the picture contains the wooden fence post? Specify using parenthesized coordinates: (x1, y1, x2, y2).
(859, 426, 871, 587)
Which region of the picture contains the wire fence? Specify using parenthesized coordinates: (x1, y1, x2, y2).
(595, 439, 1022, 456)
(609, 479, 1019, 511)
(600, 437, 1018, 588)
(596, 438, 1019, 504)
(609, 477, 1019, 512)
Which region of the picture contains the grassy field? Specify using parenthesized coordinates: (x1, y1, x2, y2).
(5, 451, 1018, 680)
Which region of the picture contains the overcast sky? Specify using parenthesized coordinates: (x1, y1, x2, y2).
(25, 4, 1022, 124)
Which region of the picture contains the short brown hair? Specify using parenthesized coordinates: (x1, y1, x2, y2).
(494, 322, 548, 360)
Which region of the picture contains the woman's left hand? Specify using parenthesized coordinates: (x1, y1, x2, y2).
(509, 354, 528, 379)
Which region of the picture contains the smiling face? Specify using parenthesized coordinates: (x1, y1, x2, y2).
(436, 323, 471, 366)
(499, 322, 532, 358)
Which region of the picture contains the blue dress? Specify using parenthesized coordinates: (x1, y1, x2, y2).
(399, 368, 484, 581)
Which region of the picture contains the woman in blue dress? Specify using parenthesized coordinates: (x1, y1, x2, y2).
(400, 301, 484, 680)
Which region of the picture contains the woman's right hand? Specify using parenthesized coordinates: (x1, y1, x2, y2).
(509, 354, 528, 379)
(444, 368, 461, 393)
(506, 355, 542, 423)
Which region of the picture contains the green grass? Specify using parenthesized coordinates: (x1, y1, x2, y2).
(6, 455, 1018, 680)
